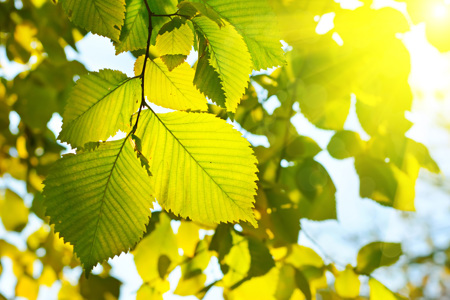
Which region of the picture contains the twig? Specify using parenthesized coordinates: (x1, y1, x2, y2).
(131, 0, 153, 134)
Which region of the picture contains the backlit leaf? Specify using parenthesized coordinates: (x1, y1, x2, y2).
(156, 17, 193, 56)
(136, 56, 207, 111)
(114, 0, 149, 53)
(195, 0, 285, 70)
(328, 131, 365, 159)
(193, 15, 252, 112)
(60, 0, 125, 42)
(134, 110, 258, 226)
(59, 70, 140, 148)
(161, 54, 187, 71)
(43, 139, 154, 273)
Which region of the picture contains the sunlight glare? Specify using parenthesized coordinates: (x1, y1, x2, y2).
(433, 3, 448, 19)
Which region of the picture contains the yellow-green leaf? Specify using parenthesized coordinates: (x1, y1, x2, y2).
(115, 0, 149, 53)
(134, 110, 258, 226)
(194, 0, 285, 70)
(43, 139, 154, 273)
(193, 16, 252, 112)
(60, 0, 125, 42)
(156, 17, 193, 56)
(135, 56, 207, 111)
(356, 242, 402, 275)
(59, 70, 140, 148)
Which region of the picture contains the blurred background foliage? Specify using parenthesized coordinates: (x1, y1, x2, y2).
(0, 0, 449, 299)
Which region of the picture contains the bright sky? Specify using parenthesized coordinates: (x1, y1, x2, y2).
(1, 0, 450, 299)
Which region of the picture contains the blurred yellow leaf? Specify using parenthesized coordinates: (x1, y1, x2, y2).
(227, 267, 279, 300)
(133, 213, 179, 282)
(174, 240, 211, 297)
(0, 189, 28, 232)
(369, 278, 405, 300)
(136, 281, 170, 300)
(58, 280, 83, 300)
(176, 221, 201, 258)
(285, 245, 324, 269)
(38, 266, 57, 287)
(334, 265, 360, 298)
(16, 275, 39, 300)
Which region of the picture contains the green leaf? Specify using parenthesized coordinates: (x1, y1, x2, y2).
(258, 188, 301, 246)
(13, 79, 58, 130)
(156, 17, 193, 56)
(327, 130, 365, 159)
(355, 156, 416, 211)
(79, 274, 122, 300)
(193, 15, 252, 112)
(193, 49, 226, 108)
(356, 242, 402, 275)
(247, 237, 275, 277)
(295, 269, 312, 300)
(194, 0, 285, 70)
(281, 160, 337, 221)
(135, 56, 207, 111)
(285, 136, 322, 161)
(148, 0, 178, 45)
(290, 45, 351, 131)
(178, 1, 224, 27)
(59, 70, 141, 148)
(134, 110, 258, 226)
(60, 0, 125, 42)
(221, 231, 250, 287)
(114, 0, 149, 53)
(43, 138, 154, 274)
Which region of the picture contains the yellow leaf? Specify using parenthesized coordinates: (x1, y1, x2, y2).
(285, 245, 324, 269)
(136, 281, 170, 300)
(0, 189, 28, 232)
(58, 280, 83, 300)
(16, 275, 39, 300)
(133, 214, 179, 282)
(369, 278, 403, 300)
(176, 221, 201, 258)
(335, 265, 360, 298)
(38, 266, 57, 287)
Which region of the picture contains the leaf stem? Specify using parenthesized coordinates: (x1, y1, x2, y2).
(151, 12, 190, 19)
(132, 0, 153, 134)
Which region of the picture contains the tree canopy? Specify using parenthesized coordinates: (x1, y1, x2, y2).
(0, 0, 449, 299)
